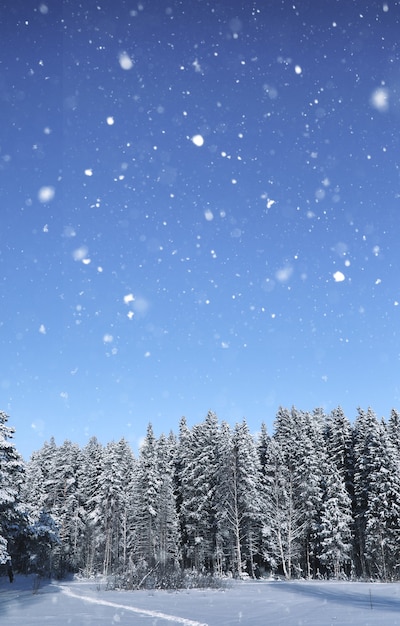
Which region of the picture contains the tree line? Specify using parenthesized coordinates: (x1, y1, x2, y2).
(1, 406, 400, 585)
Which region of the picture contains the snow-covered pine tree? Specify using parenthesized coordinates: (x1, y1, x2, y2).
(325, 406, 355, 500)
(179, 411, 221, 572)
(353, 407, 390, 578)
(48, 440, 83, 576)
(297, 409, 326, 578)
(174, 416, 191, 567)
(24, 438, 58, 513)
(227, 421, 263, 578)
(387, 408, 400, 461)
(78, 436, 105, 576)
(273, 406, 320, 578)
(97, 438, 135, 575)
(215, 420, 263, 577)
(318, 459, 353, 579)
(363, 420, 400, 580)
(261, 436, 302, 579)
(257, 422, 271, 475)
(130, 426, 180, 587)
(0, 411, 26, 565)
(115, 438, 136, 574)
(24, 510, 59, 576)
(214, 420, 234, 575)
(132, 423, 161, 568)
(21, 438, 60, 574)
(154, 433, 181, 571)
(256, 422, 275, 574)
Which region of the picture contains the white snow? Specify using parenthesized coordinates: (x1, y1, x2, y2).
(370, 87, 389, 112)
(72, 246, 89, 262)
(333, 270, 346, 282)
(123, 293, 135, 304)
(191, 135, 204, 147)
(275, 266, 293, 282)
(2, 576, 400, 625)
(37, 186, 55, 203)
(118, 52, 134, 70)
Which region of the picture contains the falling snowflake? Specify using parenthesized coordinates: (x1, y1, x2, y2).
(333, 271, 345, 282)
(118, 52, 134, 70)
(191, 134, 204, 147)
(38, 186, 55, 203)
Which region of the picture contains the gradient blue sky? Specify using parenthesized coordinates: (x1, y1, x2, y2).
(2, 0, 400, 459)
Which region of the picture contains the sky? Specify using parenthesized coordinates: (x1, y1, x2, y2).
(1, 0, 400, 460)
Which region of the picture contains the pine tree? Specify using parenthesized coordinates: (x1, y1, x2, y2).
(97, 438, 135, 575)
(363, 420, 400, 580)
(132, 424, 162, 568)
(319, 460, 353, 578)
(0, 411, 26, 565)
(257, 422, 271, 475)
(214, 421, 234, 575)
(325, 406, 355, 498)
(263, 433, 307, 579)
(155, 433, 181, 570)
(298, 409, 326, 578)
(79, 436, 105, 576)
(179, 411, 221, 571)
(273, 407, 325, 578)
(22, 439, 60, 574)
(24, 438, 58, 513)
(116, 438, 136, 574)
(174, 416, 191, 567)
(387, 408, 400, 461)
(51, 440, 84, 575)
(257, 423, 274, 574)
(225, 421, 262, 577)
(352, 407, 396, 578)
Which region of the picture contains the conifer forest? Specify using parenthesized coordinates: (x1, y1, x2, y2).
(2, 406, 400, 586)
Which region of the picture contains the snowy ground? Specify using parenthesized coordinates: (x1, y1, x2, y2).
(1, 575, 400, 625)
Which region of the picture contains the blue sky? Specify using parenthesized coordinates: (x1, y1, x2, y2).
(2, 0, 400, 459)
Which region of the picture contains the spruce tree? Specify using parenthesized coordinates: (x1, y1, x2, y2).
(132, 424, 161, 568)
(387, 408, 400, 461)
(353, 407, 382, 577)
(363, 421, 400, 580)
(273, 407, 324, 577)
(98, 438, 135, 575)
(22, 438, 60, 575)
(0, 411, 26, 565)
(179, 411, 221, 571)
(50, 440, 83, 575)
(155, 433, 181, 572)
(79, 436, 105, 576)
(230, 421, 263, 577)
(262, 436, 303, 579)
(319, 460, 353, 578)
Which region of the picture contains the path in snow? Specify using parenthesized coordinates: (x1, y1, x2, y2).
(60, 584, 208, 625)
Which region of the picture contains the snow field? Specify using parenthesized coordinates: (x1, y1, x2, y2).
(2, 577, 400, 625)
